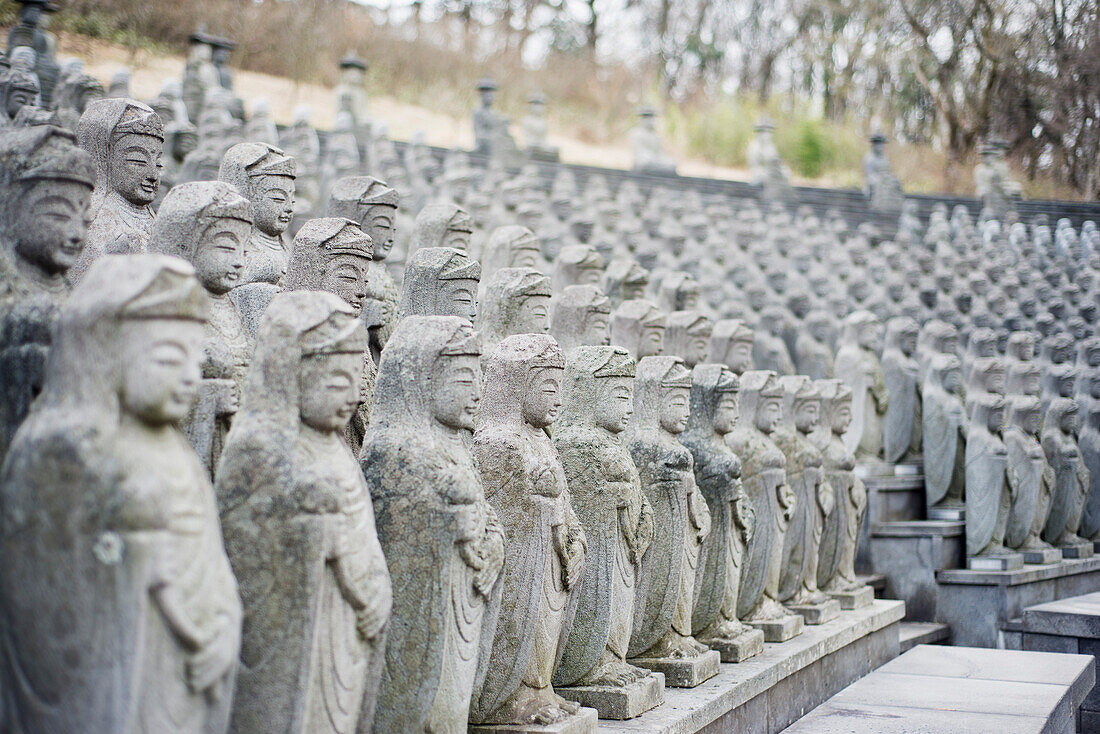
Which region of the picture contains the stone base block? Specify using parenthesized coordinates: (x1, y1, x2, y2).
(699, 627, 765, 663)
(1022, 547, 1064, 565)
(928, 506, 965, 522)
(556, 673, 664, 720)
(869, 520, 965, 622)
(895, 462, 922, 476)
(788, 598, 841, 625)
(469, 707, 598, 734)
(967, 553, 1024, 571)
(1063, 543, 1094, 559)
(629, 649, 720, 688)
(748, 613, 804, 642)
(829, 585, 875, 609)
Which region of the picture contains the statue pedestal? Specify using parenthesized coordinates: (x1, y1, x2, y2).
(967, 553, 1024, 571)
(829, 585, 875, 609)
(788, 598, 842, 625)
(748, 613, 804, 642)
(698, 627, 766, 663)
(629, 650, 721, 688)
(469, 707, 598, 734)
(1023, 547, 1064, 565)
(557, 673, 664, 720)
(928, 506, 965, 522)
(869, 520, 965, 622)
(1061, 542, 1094, 559)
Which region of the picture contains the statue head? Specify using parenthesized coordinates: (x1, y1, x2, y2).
(325, 176, 399, 260)
(1049, 397, 1080, 436)
(885, 316, 919, 358)
(658, 271, 700, 312)
(1005, 361, 1041, 397)
(741, 370, 783, 435)
(665, 310, 713, 368)
(218, 142, 296, 238)
(553, 244, 605, 292)
(601, 257, 649, 306)
(478, 267, 553, 348)
(1007, 395, 1042, 437)
(708, 319, 754, 374)
(0, 66, 40, 121)
(77, 98, 164, 208)
(631, 355, 692, 437)
(550, 284, 611, 351)
(611, 298, 666, 360)
(147, 181, 251, 296)
(479, 333, 565, 430)
(0, 125, 95, 279)
(286, 217, 374, 316)
(930, 353, 963, 396)
(818, 378, 853, 437)
(483, 224, 541, 282)
(399, 246, 481, 322)
(782, 376, 820, 435)
(560, 345, 635, 435)
(409, 202, 473, 257)
(476, 77, 497, 108)
(1006, 331, 1036, 362)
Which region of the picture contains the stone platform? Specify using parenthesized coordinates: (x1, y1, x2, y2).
(598, 599, 904, 734)
(870, 519, 964, 621)
(855, 468, 925, 574)
(780, 644, 1095, 733)
(1022, 591, 1100, 732)
(937, 556, 1100, 648)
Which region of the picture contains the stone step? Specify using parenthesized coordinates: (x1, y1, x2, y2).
(857, 573, 886, 595)
(898, 622, 950, 653)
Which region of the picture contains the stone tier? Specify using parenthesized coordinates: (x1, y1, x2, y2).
(598, 599, 904, 734)
(856, 471, 925, 574)
(869, 520, 965, 621)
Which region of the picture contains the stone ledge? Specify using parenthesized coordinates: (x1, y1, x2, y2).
(871, 520, 963, 537)
(937, 556, 1100, 586)
(1023, 591, 1100, 639)
(598, 600, 904, 734)
(862, 475, 924, 491)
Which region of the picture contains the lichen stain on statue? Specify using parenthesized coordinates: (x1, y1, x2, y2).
(360, 315, 505, 733)
(147, 180, 253, 478)
(1, 255, 241, 733)
(213, 290, 388, 733)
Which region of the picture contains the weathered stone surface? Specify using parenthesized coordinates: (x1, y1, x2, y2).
(881, 316, 921, 463)
(1043, 397, 1093, 556)
(399, 246, 481, 321)
(835, 310, 888, 463)
(612, 299, 666, 362)
(923, 353, 967, 517)
(550, 284, 611, 351)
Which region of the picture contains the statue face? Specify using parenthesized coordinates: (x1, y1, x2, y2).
(832, 401, 852, 435)
(252, 176, 295, 237)
(985, 367, 1005, 394)
(858, 322, 880, 350)
(510, 244, 540, 269)
(320, 254, 371, 315)
(523, 366, 563, 428)
(119, 319, 204, 426)
(298, 351, 362, 433)
(359, 204, 396, 260)
(595, 376, 633, 434)
(988, 406, 1004, 433)
(755, 396, 781, 434)
(659, 386, 690, 435)
(583, 311, 611, 346)
(622, 282, 647, 301)
(13, 180, 92, 277)
(514, 294, 551, 335)
(902, 332, 918, 356)
(576, 265, 602, 288)
(193, 218, 248, 295)
(432, 355, 481, 431)
(5, 86, 35, 120)
(680, 289, 700, 310)
(1062, 406, 1080, 434)
(1090, 376, 1100, 400)
(685, 334, 709, 366)
(108, 133, 162, 206)
(437, 278, 479, 322)
(172, 130, 198, 161)
(713, 392, 739, 435)
(638, 325, 665, 358)
(444, 226, 471, 252)
(795, 399, 819, 433)
(479, 88, 496, 107)
(1022, 409, 1041, 435)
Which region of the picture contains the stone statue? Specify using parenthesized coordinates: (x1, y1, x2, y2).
(795, 311, 835, 379)
(965, 394, 1022, 568)
(470, 334, 594, 729)
(835, 310, 888, 463)
(974, 140, 1020, 220)
(1, 255, 240, 733)
(665, 310, 713, 369)
(814, 380, 873, 607)
(917, 319, 958, 384)
(602, 257, 649, 308)
(923, 354, 967, 519)
(335, 53, 371, 160)
(477, 266, 553, 357)
(71, 98, 164, 280)
(727, 370, 802, 642)
(147, 180, 253, 477)
(408, 202, 473, 259)
(361, 315, 506, 733)
(966, 356, 1007, 418)
(1042, 398, 1093, 558)
(554, 244, 605, 293)
(626, 356, 720, 686)
(1006, 361, 1042, 398)
(472, 77, 518, 164)
(216, 290, 390, 733)
(882, 317, 922, 464)
(481, 224, 542, 293)
(753, 306, 796, 375)
(681, 364, 765, 662)
(747, 119, 792, 201)
(1079, 378, 1100, 544)
(523, 92, 559, 162)
(863, 131, 903, 212)
(279, 106, 320, 223)
(0, 64, 40, 127)
(0, 125, 94, 460)
(399, 246, 481, 322)
(630, 106, 676, 174)
(326, 176, 401, 357)
(611, 299, 666, 361)
(774, 376, 838, 624)
(551, 284, 612, 351)
(708, 319, 754, 375)
(552, 346, 664, 718)
(1003, 395, 1060, 563)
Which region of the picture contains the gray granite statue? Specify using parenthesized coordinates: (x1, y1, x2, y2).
(814, 379, 873, 607)
(523, 92, 560, 162)
(795, 311, 835, 379)
(0, 64, 40, 127)
(1003, 395, 1060, 563)
(682, 364, 766, 662)
(71, 98, 164, 280)
(665, 310, 713, 369)
(1, 255, 240, 733)
(863, 130, 903, 212)
(477, 266, 553, 358)
(626, 356, 719, 686)
(147, 180, 253, 477)
(630, 106, 676, 174)
(882, 316, 922, 464)
(727, 370, 802, 642)
(408, 201, 474, 259)
(612, 299, 666, 361)
(554, 244, 605, 293)
(470, 334, 593, 729)
(1078, 380, 1100, 544)
(835, 310, 888, 463)
(1042, 397, 1093, 557)
(482, 225, 542, 288)
(708, 319, 754, 375)
(753, 306, 795, 376)
(216, 290, 389, 733)
(362, 315, 506, 733)
(748, 119, 792, 201)
(602, 257, 649, 308)
(965, 394, 1022, 568)
(551, 284, 612, 351)
(472, 78, 518, 163)
(923, 353, 967, 519)
(0, 125, 94, 460)
(552, 346, 664, 718)
(399, 246, 481, 322)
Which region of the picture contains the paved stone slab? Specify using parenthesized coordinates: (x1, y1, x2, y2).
(1024, 591, 1100, 638)
(938, 556, 1100, 586)
(471, 707, 599, 733)
(781, 699, 1051, 733)
(898, 622, 949, 653)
